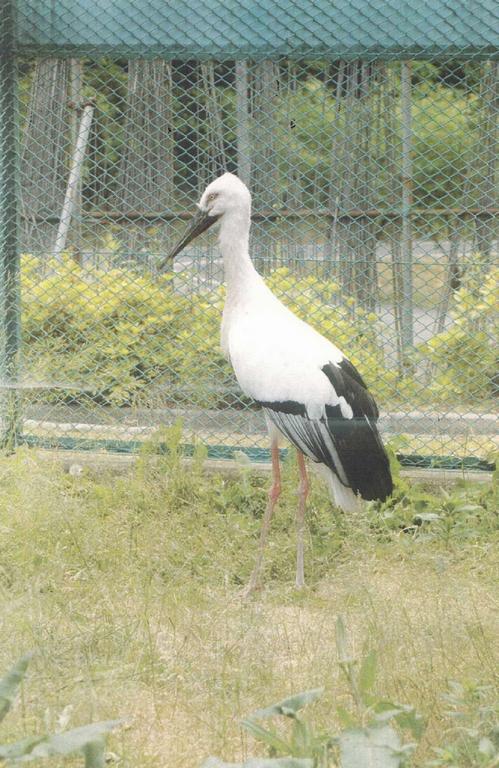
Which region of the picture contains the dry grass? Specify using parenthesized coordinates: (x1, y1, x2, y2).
(0, 446, 497, 766)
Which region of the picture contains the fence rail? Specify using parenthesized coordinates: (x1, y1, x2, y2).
(19, 206, 499, 224)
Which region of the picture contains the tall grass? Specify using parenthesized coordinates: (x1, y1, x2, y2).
(0, 439, 497, 766)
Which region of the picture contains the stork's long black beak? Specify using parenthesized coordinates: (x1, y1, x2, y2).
(158, 208, 220, 271)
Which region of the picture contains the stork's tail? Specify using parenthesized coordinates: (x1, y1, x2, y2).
(316, 465, 361, 514)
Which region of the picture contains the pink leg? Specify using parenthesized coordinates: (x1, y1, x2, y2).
(295, 451, 309, 588)
(245, 438, 281, 595)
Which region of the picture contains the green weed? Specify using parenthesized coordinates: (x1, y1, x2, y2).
(202, 617, 424, 767)
(0, 654, 121, 766)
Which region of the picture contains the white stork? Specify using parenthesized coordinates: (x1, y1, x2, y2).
(163, 173, 393, 591)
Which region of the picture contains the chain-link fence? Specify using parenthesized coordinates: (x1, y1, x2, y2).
(1, 0, 497, 470)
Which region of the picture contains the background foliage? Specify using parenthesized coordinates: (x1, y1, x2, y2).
(21, 256, 497, 410)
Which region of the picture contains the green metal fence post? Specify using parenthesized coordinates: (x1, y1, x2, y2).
(400, 61, 414, 357)
(0, 0, 22, 450)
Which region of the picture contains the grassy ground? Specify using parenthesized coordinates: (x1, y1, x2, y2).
(0, 437, 497, 766)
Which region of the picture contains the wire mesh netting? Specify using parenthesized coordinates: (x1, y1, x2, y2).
(0, 0, 497, 469)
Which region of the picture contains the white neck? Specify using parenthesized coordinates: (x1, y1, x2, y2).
(218, 208, 261, 301)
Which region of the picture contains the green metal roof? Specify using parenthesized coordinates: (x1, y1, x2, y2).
(15, 0, 499, 60)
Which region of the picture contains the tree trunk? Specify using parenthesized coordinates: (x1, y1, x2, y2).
(115, 59, 174, 261)
(382, 64, 404, 374)
(328, 61, 379, 311)
(20, 58, 70, 254)
(251, 60, 280, 274)
(200, 61, 227, 183)
(235, 61, 251, 187)
(473, 61, 498, 267)
(69, 59, 83, 260)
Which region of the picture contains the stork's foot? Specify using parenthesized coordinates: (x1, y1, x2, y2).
(242, 440, 281, 599)
(295, 451, 309, 591)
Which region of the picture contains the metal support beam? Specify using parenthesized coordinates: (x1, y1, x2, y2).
(0, 0, 22, 450)
(400, 61, 414, 355)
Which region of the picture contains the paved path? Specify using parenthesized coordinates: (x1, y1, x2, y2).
(21, 405, 498, 439)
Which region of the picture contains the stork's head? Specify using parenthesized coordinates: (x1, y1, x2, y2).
(164, 173, 251, 262)
(200, 172, 251, 219)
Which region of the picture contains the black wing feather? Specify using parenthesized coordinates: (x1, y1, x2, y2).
(321, 361, 392, 499)
(258, 359, 393, 502)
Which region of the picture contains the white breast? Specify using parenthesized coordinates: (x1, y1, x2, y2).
(227, 293, 346, 415)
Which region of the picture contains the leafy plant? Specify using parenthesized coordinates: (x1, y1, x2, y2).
(427, 680, 499, 767)
(422, 263, 498, 401)
(22, 247, 497, 414)
(360, 446, 498, 547)
(21, 256, 397, 409)
(334, 616, 423, 767)
(0, 654, 121, 766)
(201, 617, 423, 767)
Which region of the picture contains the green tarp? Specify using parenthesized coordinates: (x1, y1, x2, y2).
(16, 0, 499, 59)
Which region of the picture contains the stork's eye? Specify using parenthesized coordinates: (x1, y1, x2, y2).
(207, 192, 218, 202)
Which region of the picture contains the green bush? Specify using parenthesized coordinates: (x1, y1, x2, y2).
(22, 254, 229, 408)
(21, 254, 495, 412)
(21, 257, 396, 408)
(422, 264, 498, 401)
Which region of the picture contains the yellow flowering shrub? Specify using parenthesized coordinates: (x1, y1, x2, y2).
(21, 257, 404, 408)
(422, 264, 498, 402)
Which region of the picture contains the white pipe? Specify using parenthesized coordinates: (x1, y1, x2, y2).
(53, 102, 93, 259)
